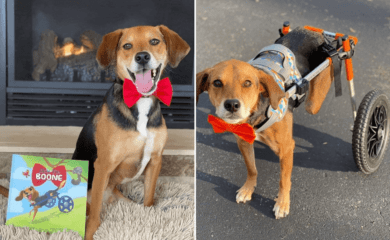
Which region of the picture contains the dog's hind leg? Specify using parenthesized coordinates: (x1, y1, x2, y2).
(305, 64, 334, 115)
(32, 206, 39, 221)
(235, 137, 258, 204)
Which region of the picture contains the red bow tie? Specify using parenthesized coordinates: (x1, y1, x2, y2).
(208, 115, 256, 144)
(123, 77, 173, 108)
(32, 164, 67, 187)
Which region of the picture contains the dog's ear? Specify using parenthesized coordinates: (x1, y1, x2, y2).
(257, 70, 286, 110)
(158, 25, 190, 68)
(15, 190, 23, 201)
(196, 68, 213, 104)
(96, 29, 123, 68)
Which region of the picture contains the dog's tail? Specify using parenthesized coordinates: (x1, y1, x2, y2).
(54, 180, 66, 192)
(0, 185, 8, 198)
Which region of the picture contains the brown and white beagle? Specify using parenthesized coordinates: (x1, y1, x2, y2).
(71, 25, 190, 240)
(0, 25, 190, 239)
(197, 27, 334, 219)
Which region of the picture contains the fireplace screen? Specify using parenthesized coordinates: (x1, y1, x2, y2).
(13, 0, 194, 85)
(31, 29, 114, 82)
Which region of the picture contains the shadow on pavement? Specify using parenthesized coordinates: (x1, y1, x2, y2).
(197, 170, 276, 219)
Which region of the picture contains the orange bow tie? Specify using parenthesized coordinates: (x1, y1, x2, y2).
(207, 115, 256, 144)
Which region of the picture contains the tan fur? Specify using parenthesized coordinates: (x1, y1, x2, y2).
(158, 25, 191, 68)
(96, 25, 190, 81)
(197, 58, 333, 219)
(305, 64, 334, 114)
(85, 25, 188, 240)
(86, 104, 168, 239)
(196, 60, 285, 122)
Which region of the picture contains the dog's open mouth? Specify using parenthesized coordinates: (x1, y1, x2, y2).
(27, 194, 32, 200)
(127, 64, 162, 95)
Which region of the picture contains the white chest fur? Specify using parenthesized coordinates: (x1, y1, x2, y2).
(121, 97, 155, 184)
(136, 98, 153, 137)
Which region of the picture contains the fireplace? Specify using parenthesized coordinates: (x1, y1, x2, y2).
(0, 0, 194, 128)
(32, 29, 115, 83)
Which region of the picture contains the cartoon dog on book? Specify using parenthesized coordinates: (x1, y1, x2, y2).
(72, 25, 190, 239)
(15, 180, 66, 221)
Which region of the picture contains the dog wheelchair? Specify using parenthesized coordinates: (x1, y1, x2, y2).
(31, 191, 74, 213)
(279, 22, 390, 174)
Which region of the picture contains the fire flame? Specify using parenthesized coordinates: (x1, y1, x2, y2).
(54, 42, 88, 58)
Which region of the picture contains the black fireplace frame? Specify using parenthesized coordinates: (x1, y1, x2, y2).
(0, 0, 194, 128)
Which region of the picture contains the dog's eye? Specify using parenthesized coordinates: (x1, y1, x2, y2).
(150, 39, 160, 46)
(213, 80, 223, 88)
(123, 43, 132, 50)
(243, 80, 252, 87)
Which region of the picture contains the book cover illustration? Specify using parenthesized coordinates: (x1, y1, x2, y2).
(6, 154, 88, 238)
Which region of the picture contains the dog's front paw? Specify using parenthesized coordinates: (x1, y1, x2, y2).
(273, 196, 290, 219)
(236, 185, 255, 203)
(85, 217, 100, 240)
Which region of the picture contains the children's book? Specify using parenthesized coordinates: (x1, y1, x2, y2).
(5, 154, 88, 238)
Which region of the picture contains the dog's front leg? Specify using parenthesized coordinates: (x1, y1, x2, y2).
(85, 156, 119, 240)
(273, 138, 295, 219)
(271, 113, 295, 219)
(143, 152, 162, 206)
(235, 136, 257, 203)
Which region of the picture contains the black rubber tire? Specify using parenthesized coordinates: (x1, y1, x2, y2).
(352, 89, 390, 174)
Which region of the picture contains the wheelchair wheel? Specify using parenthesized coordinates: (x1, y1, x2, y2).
(352, 89, 390, 174)
(45, 197, 56, 208)
(58, 195, 74, 213)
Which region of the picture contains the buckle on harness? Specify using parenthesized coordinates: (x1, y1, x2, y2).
(292, 79, 309, 108)
(296, 79, 309, 95)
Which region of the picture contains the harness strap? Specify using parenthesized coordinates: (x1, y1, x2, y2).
(254, 113, 279, 133)
(321, 39, 343, 97)
(251, 59, 290, 82)
(248, 44, 299, 133)
(332, 38, 343, 97)
(332, 54, 342, 97)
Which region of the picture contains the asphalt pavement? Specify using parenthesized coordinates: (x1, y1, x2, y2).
(196, 0, 390, 239)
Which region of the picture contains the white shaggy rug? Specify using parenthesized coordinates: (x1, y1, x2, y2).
(0, 178, 194, 240)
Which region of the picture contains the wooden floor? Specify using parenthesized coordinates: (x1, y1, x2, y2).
(0, 126, 194, 155)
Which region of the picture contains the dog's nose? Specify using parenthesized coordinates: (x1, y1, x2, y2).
(135, 52, 151, 65)
(224, 99, 240, 113)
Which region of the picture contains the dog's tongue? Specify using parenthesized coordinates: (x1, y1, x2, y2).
(28, 195, 32, 200)
(135, 70, 154, 93)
